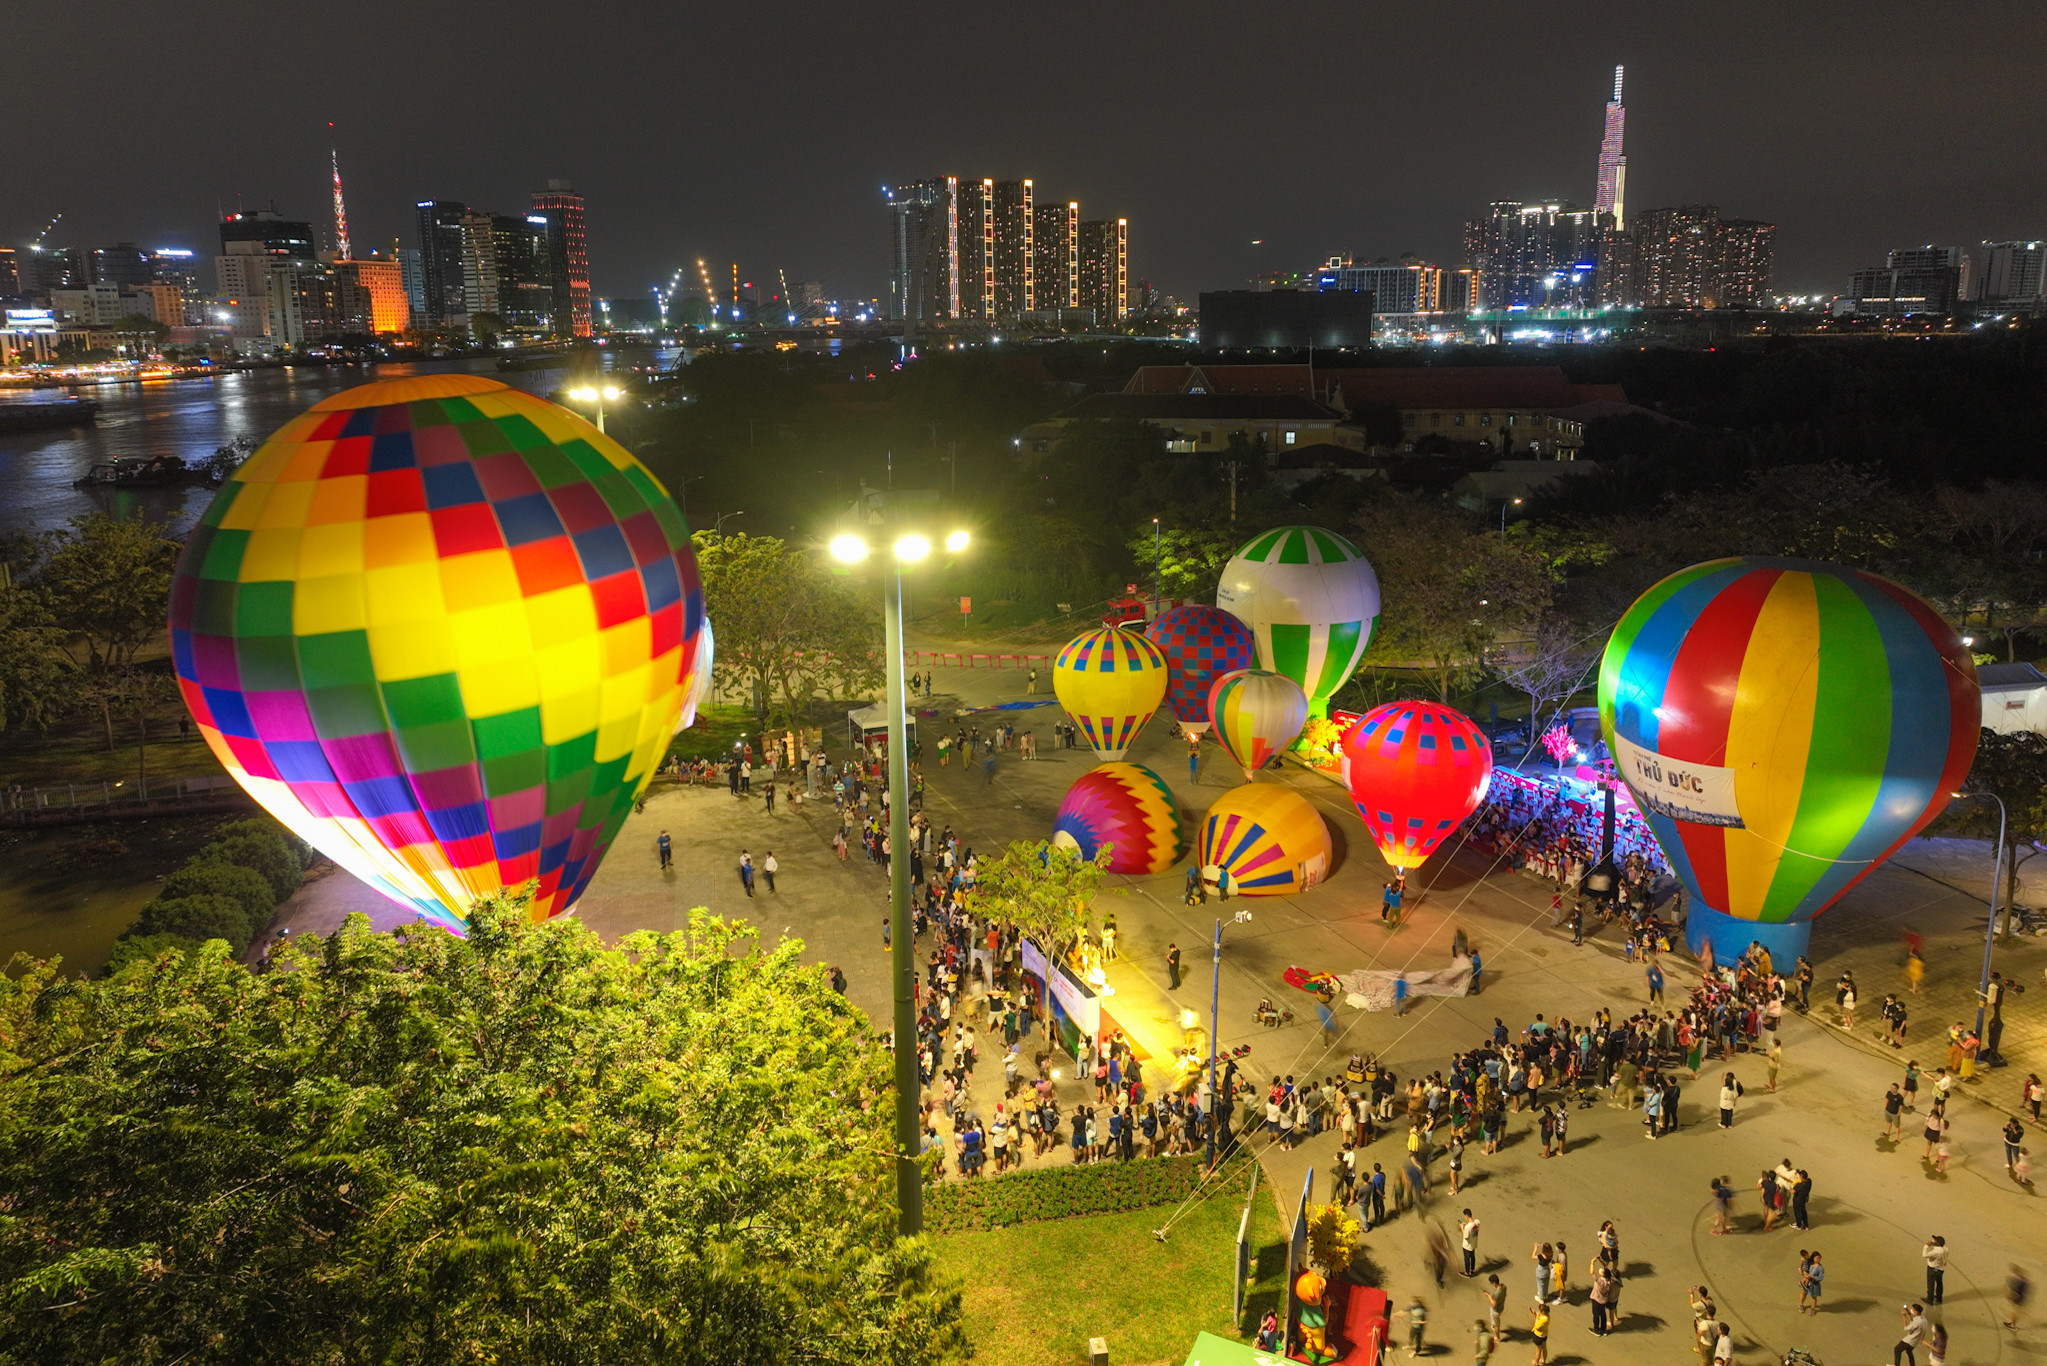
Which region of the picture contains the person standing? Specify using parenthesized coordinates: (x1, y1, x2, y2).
(2007, 1115, 2029, 1177)
(1718, 1072, 1742, 1129)
(1460, 1209, 1482, 1277)
(1802, 1249, 1825, 1314)
(1923, 1236, 1947, 1304)
(1884, 1083, 1907, 1140)
(1167, 942, 1182, 990)
(657, 830, 673, 870)
(1484, 1274, 1507, 1337)
(762, 851, 778, 893)
(738, 850, 754, 897)
(1790, 1168, 1813, 1231)
(1647, 960, 1665, 1005)
(763, 778, 776, 814)
(1529, 1301, 1551, 1366)
(1766, 1037, 1783, 1093)
(1026, 667, 1037, 695)
(1896, 1303, 1928, 1365)
(1711, 1323, 1733, 1366)
(740, 759, 752, 795)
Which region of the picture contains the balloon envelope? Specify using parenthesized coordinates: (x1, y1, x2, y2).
(1342, 701, 1493, 872)
(1215, 525, 1380, 713)
(1144, 604, 1255, 729)
(1051, 762, 1184, 874)
(1197, 783, 1333, 896)
(168, 374, 709, 933)
(1209, 668, 1309, 781)
(1052, 626, 1170, 761)
(1599, 557, 1977, 957)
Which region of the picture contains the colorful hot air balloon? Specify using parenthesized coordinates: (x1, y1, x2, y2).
(1215, 525, 1380, 717)
(167, 374, 709, 934)
(1197, 783, 1333, 896)
(1209, 669, 1310, 782)
(1051, 762, 1184, 875)
(1144, 604, 1256, 734)
(1342, 701, 1493, 873)
(1052, 626, 1170, 761)
(1599, 557, 1978, 963)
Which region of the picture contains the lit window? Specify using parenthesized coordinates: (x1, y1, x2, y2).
(1284, 430, 1297, 445)
(1480, 414, 1492, 427)
(1453, 414, 1465, 426)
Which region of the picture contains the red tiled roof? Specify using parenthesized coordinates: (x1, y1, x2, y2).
(1322, 366, 1592, 409)
(1123, 364, 1318, 397)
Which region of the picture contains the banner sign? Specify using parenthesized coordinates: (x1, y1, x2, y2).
(1611, 733, 1744, 828)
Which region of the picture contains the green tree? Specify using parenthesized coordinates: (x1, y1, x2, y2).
(693, 531, 881, 723)
(37, 514, 182, 670)
(1127, 526, 1238, 601)
(971, 839, 1109, 960)
(156, 860, 275, 942)
(1927, 729, 2047, 931)
(0, 899, 967, 1365)
(1353, 497, 1553, 701)
(129, 893, 252, 954)
(197, 831, 303, 903)
(0, 576, 76, 731)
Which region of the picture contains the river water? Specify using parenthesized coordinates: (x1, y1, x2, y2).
(0, 350, 673, 541)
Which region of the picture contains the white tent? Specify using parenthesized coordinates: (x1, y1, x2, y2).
(1978, 662, 2047, 736)
(847, 703, 915, 752)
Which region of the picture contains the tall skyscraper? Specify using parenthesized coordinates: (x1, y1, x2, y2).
(1974, 241, 2046, 302)
(496, 215, 555, 335)
(531, 180, 591, 338)
(885, 178, 955, 324)
(415, 201, 469, 328)
(216, 210, 317, 338)
(1463, 202, 1600, 310)
(956, 179, 994, 320)
(329, 135, 353, 262)
(1610, 205, 1774, 308)
(1078, 218, 1127, 323)
(458, 209, 501, 321)
(1594, 65, 1627, 229)
(1314, 257, 1444, 313)
(992, 179, 1034, 318)
(1032, 201, 1077, 312)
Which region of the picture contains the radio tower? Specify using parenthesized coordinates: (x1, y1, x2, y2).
(1594, 65, 1627, 230)
(328, 122, 353, 260)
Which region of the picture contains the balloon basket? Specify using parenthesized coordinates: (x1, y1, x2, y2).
(1684, 905, 1810, 968)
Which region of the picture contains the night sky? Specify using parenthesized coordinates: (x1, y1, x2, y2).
(10, 0, 2044, 303)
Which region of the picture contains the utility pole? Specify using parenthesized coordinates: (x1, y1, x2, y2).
(1152, 518, 1161, 616)
(1225, 460, 1240, 524)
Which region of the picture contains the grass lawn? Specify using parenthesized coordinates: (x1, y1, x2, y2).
(932, 1166, 1290, 1366)
(0, 735, 227, 789)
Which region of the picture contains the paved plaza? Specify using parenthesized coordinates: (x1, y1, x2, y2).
(273, 646, 2047, 1365)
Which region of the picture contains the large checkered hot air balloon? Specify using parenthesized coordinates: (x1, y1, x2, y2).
(1052, 626, 1170, 762)
(1599, 557, 1978, 964)
(1208, 668, 1309, 783)
(1215, 525, 1380, 718)
(1144, 604, 1255, 735)
(1341, 701, 1493, 874)
(167, 374, 709, 933)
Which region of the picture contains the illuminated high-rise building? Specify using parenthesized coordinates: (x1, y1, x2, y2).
(1463, 201, 1600, 310)
(1032, 201, 1078, 312)
(530, 180, 591, 338)
(1078, 218, 1127, 324)
(992, 179, 1034, 318)
(458, 209, 501, 322)
(1974, 241, 2047, 303)
(415, 200, 469, 328)
(1594, 65, 1627, 229)
(496, 215, 556, 335)
(885, 177, 956, 324)
(956, 179, 994, 320)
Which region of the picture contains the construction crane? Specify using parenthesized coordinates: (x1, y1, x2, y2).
(778, 268, 793, 323)
(696, 259, 719, 328)
(30, 214, 62, 251)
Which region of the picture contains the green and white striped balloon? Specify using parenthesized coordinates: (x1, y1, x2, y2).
(1215, 525, 1380, 715)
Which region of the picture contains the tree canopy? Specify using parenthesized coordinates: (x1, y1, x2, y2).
(692, 531, 883, 724)
(970, 840, 1109, 960)
(0, 898, 966, 1366)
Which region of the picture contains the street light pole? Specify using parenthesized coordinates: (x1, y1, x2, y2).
(1957, 790, 2008, 1048)
(1204, 908, 1250, 1171)
(882, 553, 921, 1235)
(1152, 517, 1162, 618)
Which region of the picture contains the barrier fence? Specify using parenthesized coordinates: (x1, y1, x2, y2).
(1, 773, 250, 826)
(903, 651, 1054, 669)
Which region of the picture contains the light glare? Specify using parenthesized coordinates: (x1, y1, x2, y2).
(945, 530, 970, 552)
(895, 535, 931, 562)
(830, 535, 870, 563)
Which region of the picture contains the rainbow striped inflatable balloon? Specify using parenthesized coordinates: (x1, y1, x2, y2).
(1197, 783, 1333, 896)
(1144, 604, 1255, 731)
(1209, 668, 1309, 782)
(1599, 557, 1977, 962)
(1052, 626, 1169, 762)
(168, 375, 709, 933)
(1341, 701, 1492, 872)
(1051, 762, 1184, 874)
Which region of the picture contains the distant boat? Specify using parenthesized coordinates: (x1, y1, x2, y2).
(72, 436, 255, 490)
(0, 399, 98, 435)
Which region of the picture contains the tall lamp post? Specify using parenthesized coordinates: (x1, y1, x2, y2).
(569, 383, 622, 434)
(833, 524, 970, 1236)
(1205, 908, 1253, 1170)
(1499, 496, 1522, 539)
(1952, 789, 2008, 1051)
(1152, 517, 1162, 618)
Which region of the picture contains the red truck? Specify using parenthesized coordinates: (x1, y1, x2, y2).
(1100, 593, 1194, 629)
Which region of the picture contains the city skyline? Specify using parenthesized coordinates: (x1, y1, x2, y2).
(7, 0, 2046, 302)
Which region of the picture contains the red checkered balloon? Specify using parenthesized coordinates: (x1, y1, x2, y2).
(1144, 604, 1255, 732)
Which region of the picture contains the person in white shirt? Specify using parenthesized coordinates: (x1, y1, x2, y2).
(1896, 1304, 1928, 1366)
(1458, 1210, 1482, 1277)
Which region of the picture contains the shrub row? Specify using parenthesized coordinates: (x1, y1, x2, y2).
(924, 1153, 1208, 1234)
(113, 818, 308, 965)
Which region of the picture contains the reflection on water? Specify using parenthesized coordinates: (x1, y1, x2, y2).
(0, 350, 675, 540)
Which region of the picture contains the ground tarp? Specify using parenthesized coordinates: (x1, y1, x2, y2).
(1335, 957, 1474, 1012)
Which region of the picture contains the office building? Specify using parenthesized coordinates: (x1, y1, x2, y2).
(0, 247, 18, 299)
(212, 210, 317, 340)
(18, 246, 88, 299)
(395, 245, 426, 323)
(415, 200, 470, 329)
(885, 177, 955, 324)
(218, 210, 315, 261)
(125, 283, 185, 327)
(267, 262, 376, 345)
(458, 209, 501, 321)
(495, 216, 554, 335)
(993, 179, 1034, 317)
(957, 179, 994, 320)
(1973, 241, 2046, 303)
(1850, 246, 1964, 316)
(1314, 257, 1444, 313)
(1593, 65, 1627, 230)
(1463, 201, 1601, 310)
(50, 282, 125, 326)
(1032, 200, 1078, 312)
(1602, 205, 1775, 308)
(90, 243, 154, 289)
(531, 180, 591, 338)
(1445, 267, 1482, 312)
(150, 249, 202, 316)
(334, 259, 409, 335)
(1078, 218, 1128, 324)
(1199, 289, 1372, 349)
